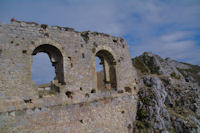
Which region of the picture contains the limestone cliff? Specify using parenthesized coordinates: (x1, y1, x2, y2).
(133, 52, 200, 133)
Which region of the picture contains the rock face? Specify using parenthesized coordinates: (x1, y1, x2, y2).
(133, 52, 200, 133)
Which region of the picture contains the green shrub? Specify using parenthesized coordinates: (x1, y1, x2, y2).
(81, 31, 89, 43)
(137, 107, 148, 121)
(170, 72, 180, 79)
(132, 58, 149, 73)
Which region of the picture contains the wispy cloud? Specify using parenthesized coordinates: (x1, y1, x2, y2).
(0, 0, 200, 65)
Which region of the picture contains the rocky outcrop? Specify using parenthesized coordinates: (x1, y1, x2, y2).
(133, 52, 200, 133)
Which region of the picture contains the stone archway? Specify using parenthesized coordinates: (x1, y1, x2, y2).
(32, 44, 65, 85)
(95, 50, 117, 90)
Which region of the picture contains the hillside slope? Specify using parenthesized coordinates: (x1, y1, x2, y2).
(133, 52, 200, 133)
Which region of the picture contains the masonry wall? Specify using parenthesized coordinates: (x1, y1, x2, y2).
(0, 21, 137, 132)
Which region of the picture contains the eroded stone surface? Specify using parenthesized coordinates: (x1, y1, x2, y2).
(0, 20, 137, 132)
(133, 52, 200, 133)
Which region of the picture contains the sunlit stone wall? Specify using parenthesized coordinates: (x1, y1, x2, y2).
(0, 20, 137, 132)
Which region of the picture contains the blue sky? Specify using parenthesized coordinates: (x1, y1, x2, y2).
(32, 53, 55, 84)
(0, 0, 200, 83)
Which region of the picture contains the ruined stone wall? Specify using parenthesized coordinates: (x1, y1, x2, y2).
(0, 21, 137, 132)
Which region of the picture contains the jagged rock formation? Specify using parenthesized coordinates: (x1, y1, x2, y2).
(133, 52, 200, 133)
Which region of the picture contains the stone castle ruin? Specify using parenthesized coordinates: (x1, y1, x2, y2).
(0, 20, 137, 132)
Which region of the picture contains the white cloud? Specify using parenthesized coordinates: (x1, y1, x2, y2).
(131, 30, 200, 64)
(160, 31, 194, 42)
(0, 0, 200, 65)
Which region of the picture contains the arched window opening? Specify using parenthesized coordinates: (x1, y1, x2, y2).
(95, 56, 104, 90)
(32, 53, 55, 84)
(95, 50, 117, 90)
(32, 44, 65, 96)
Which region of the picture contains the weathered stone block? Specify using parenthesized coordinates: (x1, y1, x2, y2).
(0, 20, 137, 132)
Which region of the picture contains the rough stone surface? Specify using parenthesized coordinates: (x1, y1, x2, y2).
(0, 20, 137, 132)
(133, 52, 200, 133)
